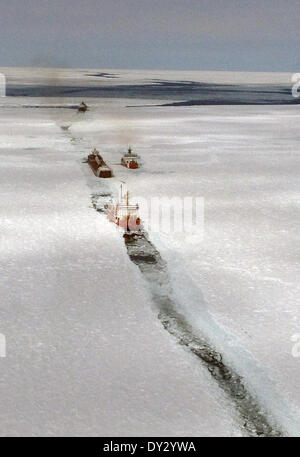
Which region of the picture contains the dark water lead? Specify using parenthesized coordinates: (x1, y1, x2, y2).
(92, 193, 283, 437)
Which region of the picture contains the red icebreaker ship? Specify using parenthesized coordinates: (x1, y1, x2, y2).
(106, 186, 142, 233)
(121, 147, 139, 169)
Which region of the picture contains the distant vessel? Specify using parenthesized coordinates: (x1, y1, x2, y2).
(121, 147, 139, 169)
(88, 149, 112, 178)
(78, 101, 88, 112)
(106, 186, 142, 234)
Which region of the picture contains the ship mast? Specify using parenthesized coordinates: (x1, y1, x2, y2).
(126, 190, 130, 232)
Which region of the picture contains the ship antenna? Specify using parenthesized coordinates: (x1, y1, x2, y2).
(126, 191, 130, 232)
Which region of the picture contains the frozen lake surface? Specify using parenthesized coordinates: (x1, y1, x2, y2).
(0, 68, 299, 436)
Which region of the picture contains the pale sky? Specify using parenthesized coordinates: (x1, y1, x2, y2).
(0, 0, 299, 71)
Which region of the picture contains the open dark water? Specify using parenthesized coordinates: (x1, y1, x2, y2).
(6, 79, 300, 105)
(90, 191, 282, 437)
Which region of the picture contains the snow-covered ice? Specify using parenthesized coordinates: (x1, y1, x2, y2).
(1, 68, 300, 436)
(0, 101, 240, 436)
(93, 105, 300, 436)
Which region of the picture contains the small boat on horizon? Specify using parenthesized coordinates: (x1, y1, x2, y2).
(78, 101, 88, 113)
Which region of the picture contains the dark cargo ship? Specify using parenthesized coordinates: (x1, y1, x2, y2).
(88, 149, 112, 178)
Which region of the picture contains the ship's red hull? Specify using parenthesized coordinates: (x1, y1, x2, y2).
(107, 213, 142, 231)
(121, 159, 139, 169)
